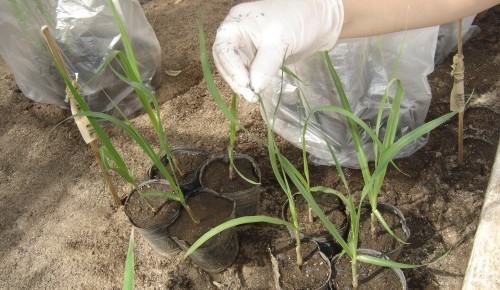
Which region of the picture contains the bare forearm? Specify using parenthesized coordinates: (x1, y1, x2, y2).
(340, 0, 500, 38)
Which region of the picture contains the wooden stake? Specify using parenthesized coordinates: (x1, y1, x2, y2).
(41, 25, 122, 208)
(450, 19, 465, 164)
(458, 111, 464, 164)
(90, 141, 121, 207)
(457, 20, 463, 58)
(457, 19, 464, 164)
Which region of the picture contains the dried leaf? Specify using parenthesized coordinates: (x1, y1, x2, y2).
(269, 248, 282, 290)
(173, 0, 183, 4)
(165, 69, 182, 77)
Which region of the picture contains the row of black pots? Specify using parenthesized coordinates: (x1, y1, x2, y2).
(122, 147, 411, 287)
(124, 147, 261, 272)
(148, 147, 262, 218)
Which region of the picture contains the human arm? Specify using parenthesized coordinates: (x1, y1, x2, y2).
(341, 0, 500, 38)
(213, 0, 500, 102)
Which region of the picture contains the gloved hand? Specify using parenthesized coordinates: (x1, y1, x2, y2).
(213, 0, 344, 103)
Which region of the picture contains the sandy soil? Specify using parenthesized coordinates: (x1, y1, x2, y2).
(0, 1, 498, 289)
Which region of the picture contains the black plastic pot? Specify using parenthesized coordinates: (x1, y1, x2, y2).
(331, 248, 407, 290)
(199, 153, 261, 217)
(169, 188, 239, 273)
(270, 236, 333, 290)
(282, 192, 349, 245)
(123, 179, 181, 257)
(359, 201, 411, 260)
(148, 147, 210, 194)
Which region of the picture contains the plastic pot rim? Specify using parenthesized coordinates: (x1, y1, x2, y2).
(331, 248, 407, 290)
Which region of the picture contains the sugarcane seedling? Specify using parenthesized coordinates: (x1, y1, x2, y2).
(41, 25, 121, 208)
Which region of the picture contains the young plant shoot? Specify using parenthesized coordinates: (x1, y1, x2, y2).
(195, 10, 455, 282)
(323, 50, 456, 241)
(228, 92, 238, 180)
(290, 51, 456, 287)
(190, 15, 301, 265)
(107, 0, 199, 223)
(268, 49, 455, 288)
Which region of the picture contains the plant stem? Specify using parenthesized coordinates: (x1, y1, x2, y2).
(294, 229, 303, 267)
(91, 141, 121, 207)
(184, 204, 200, 224)
(308, 207, 314, 223)
(136, 187, 157, 212)
(289, 195, 303, 267)
(229, 164, 235, 180)
(351, 258, 359, 288)
(370, 211, 377, 240)
(228, 147, 235, 180)
(228, 92, 237, 180)
(172, 156, 184, 177)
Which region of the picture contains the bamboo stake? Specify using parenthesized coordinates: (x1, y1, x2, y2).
(41, 25, 122, 208)
(457, 20, 464, 164)
(450, 19, 465, 164)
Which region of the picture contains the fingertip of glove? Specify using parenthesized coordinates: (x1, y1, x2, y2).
(250, 71, 272, 97)
(240, 88, 259, 103)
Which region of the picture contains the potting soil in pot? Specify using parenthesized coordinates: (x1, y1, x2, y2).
(285, 192, 346, 241)
(272, 231, 331, 289)
(201, 158, 258, 193)
(124, 183, 179, 229)
(168, 190, 234, 245)
(149, 148, 209, 189)
(357, 205, 407, 259)
(168, 153, 205, 184)
(168, 190, 238, 272)
(123, 180, 182, 257)
(333, 254, 405, 290)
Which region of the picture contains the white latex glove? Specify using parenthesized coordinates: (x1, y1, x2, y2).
(213, 0, 344, 103)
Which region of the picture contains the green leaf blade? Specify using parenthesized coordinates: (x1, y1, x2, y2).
(123, 229, 135, 290)
(185, 216, 295, 257)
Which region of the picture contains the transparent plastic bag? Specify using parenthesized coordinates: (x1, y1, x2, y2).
(0, 0, 161, 117)
(435, 15, 480, 64)
(261, 27, 439, 168)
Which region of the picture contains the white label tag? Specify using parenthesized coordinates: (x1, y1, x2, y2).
(450, 54, 465, 113)
(67, 82, 97, 144)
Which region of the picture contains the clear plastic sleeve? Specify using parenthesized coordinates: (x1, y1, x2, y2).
(261, 27, 440, 168)
(0, 0, 161, 117)
(435, 15, 479, 64)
